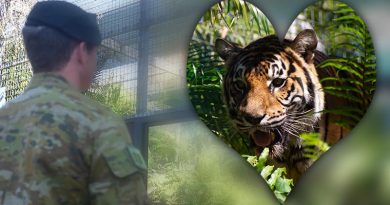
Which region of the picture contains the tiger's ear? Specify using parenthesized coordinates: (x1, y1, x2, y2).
(215, 38, 240, 61)
(291, 29, 318, 62)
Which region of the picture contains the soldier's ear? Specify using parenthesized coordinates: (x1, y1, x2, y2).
(290, 29, 318, 62)
(215, 38, 241, 61)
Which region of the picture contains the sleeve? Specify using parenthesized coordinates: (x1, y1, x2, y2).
(88, 115, 150, 205)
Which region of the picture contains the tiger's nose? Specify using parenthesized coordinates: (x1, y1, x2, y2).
(244, 114, 264, 125)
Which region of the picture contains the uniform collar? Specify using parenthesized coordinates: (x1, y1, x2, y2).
(27, 73, 75, 91)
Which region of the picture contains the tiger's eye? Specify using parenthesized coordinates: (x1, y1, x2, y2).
(272, 78, 285, 87)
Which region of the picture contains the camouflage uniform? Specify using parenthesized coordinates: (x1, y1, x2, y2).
(0, 73, 148, 205)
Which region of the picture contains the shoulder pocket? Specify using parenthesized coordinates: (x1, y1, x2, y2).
(103, 145, 147, 178)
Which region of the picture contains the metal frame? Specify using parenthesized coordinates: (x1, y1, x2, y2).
(2, 0, 198, 162)
(92, 0, 196, 160)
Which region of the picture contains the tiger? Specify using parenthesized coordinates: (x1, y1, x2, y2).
(215, 29, 325, 182)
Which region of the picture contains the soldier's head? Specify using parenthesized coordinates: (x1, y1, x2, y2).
(22, 1, 102, 91)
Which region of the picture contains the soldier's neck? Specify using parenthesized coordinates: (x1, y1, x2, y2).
(51, 67, 82, 92)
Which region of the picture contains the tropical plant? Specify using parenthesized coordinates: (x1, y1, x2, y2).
(148, 122, 281, 205)
(304, 1, 376, 130)
(301, 133, 330, 160)
(187, 1, 298, 202)
(188, 0, 275, 155)
(244, 148, 294, 203)
(194, 0, 274, 46)
(148, 124, 220, 205)
(185, 0, 376, 203)
(85, 78, 136, 116)
(187, 40, 252, 154)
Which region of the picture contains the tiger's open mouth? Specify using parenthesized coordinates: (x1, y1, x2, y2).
(250, 128, 283, 147)
(251, 130, 274, 147)
(243, 116, 287, 147)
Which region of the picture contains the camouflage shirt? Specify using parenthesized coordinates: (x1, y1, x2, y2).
(0, 73, 148, 205)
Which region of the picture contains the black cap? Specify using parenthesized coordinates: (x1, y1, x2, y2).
(25, 1, 102, 45)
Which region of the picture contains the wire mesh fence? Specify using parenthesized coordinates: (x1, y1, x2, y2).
(0, 39, 32, 101)
(0, 0, 35, 102)
(0, 0, 186, 118)
(0, 0, 197, 157)
(72, 0, 185, 117)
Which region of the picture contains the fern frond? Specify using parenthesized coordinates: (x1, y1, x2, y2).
(319, 60, 363, 79)
(320, 77, 363, 87)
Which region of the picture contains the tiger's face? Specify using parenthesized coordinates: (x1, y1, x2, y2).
(216, 30, 324, 148)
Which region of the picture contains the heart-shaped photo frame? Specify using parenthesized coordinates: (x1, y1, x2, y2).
(186, 0, 376, 202)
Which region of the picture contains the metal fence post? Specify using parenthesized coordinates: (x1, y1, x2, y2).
(132, 0, 149, 160)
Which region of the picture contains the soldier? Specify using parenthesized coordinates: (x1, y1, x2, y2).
(0, 1, 149, 204)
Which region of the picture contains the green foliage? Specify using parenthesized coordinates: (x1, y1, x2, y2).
(148, 123, 280, 205)
(148, 125, 229, 205)
(196, 0, 274, 46)
(148, 129, 178, 168)
(0, 0, 36, 101)
(85, 78, 136, 115)
(0, 39, 32, 101)
(305, 1, 376, 129)
(301, 133, 330, 160)
(185, 0, 374, 203)
(244, 142, 328, 203)
(188, 0, 275, 155)
(244, 148, 294, 203)
(186, 1, 331, 202)
(187, 42, 252, 154)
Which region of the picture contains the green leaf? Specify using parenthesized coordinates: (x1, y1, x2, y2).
(333, 8, 355, 14)
(320, 77, 363, 87)
(335, 32, 365, 47)
(274, 191, 287, 203)
(300, 133, 330, 157)
(260, 15, 271, 35)
(244, 155, 258, 167)
(249, 5, 261, 32)
(365, 63, 376, 69)
(267, 167, 287, 189)
(323, 107, 364, 117)
(257, 147, 269, 170)
(261, 165, 274, 180)
(323, 85, 363, 95)
(322, 89, 362, 104)
(319, 60, 363, 79)
(241, 1, 250, 29)
(334, 15, 365, 28)
(364, 70, 376, 76)
(275, 177, 293, 193)
(364, 76, 376, 83)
